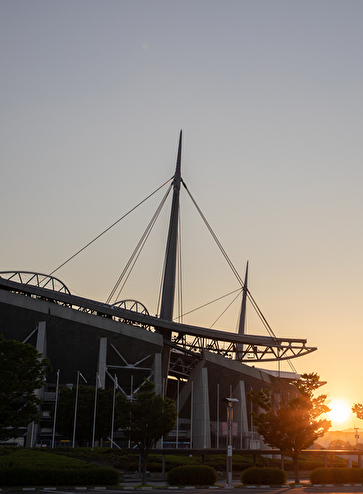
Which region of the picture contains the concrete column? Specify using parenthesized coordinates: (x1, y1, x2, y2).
(193, 366, 211, 448)
(98, 337, 107, 388)
(26, 322, 47, 448)
(234, 381, 249, 449)
(36, 321, 47, 356)
(152, 353, 162, 395)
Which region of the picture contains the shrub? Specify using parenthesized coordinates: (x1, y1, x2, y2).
(309, 467, 363, 485)
(167, 465, 218, 486)
(164, 454, 200, 468)
(241, 467, 287, 485)
(0, 448, 92, 469)
(0, 466, 120, 487)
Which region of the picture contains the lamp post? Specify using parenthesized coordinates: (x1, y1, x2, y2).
(72, 371, 87, 448)
(222, 397, 239, 487)
(51, 369, 60, 448)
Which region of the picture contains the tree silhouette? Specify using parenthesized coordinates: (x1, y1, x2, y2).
(0, 335, 51, 441)
(119, 380, 177, 485)
(352, 403, 363, 421)
(247, 373, 331, 483)
(56, 385, 126, 446)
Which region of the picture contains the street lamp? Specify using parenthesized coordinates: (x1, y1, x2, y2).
(222, 397, 239, 487)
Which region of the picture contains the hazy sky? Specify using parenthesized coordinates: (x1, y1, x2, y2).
(1, 0, 363, 431)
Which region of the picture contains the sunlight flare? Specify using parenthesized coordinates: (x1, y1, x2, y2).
(328, 399, 351, 424)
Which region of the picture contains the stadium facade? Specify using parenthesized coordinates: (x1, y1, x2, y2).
(0, 133, 317, 448)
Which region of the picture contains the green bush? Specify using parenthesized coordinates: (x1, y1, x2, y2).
(309, 467, 363, 484)
(0, 466, 120, 487)
(0, 449, 120, 487)
(241, 467, 287, 485)
(167, 465, 218, 486)
(202, 454, 259, 472)
(0, 448, 93, 469)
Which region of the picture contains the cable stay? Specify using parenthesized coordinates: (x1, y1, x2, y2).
(44, 151, 304, 371)
(181, 181, 298, 372)
(173, 287, 243, 321)
(209, 289, 243, 329)
(155, 198, 184, 322)
(48, 177, 173, 277)
(106, 183, 173, 304)
(182, 181, 279, 340)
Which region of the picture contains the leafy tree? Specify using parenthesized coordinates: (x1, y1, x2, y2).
(119, 380, 177, 485)
(56, 385, 126, 446)
(247, 372, 331, 483)
(328, 439, 351, 450)
(0, 335, 51, 441)
(352, 403, 363, 420)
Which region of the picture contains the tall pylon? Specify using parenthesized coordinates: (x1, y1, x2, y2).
(236, 261, 249, 359)
(159, 130, 182, 387)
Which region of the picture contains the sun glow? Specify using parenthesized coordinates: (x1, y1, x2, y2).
(328, 399, 351, 424)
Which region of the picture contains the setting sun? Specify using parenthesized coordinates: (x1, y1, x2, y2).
(328, 399, 351, 424)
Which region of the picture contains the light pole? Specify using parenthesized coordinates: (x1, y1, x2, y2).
(222, 397, 239, 487)
(92, 372, 100, 448)
(51, 369, 60, 448)
(72, 371, 87, 448)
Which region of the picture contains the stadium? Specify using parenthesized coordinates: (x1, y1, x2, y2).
(0, 133, 317, 449)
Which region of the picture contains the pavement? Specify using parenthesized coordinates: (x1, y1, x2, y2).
(117, 479, 311, 489)
(4, 480, 363, 492)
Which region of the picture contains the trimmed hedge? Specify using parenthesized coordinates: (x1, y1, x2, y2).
(0, 448, 92, 469)
(310, 467, 363, 484)
(0, 466, 120, 487)
(241, 467, 287, 485)
(167, 465, 218, 486)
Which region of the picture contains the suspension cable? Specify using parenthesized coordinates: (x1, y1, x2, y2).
(182, 181, 297, 372)
(209, 289, 243, 329)
(173, 287, 243, 320)
(182, 181, 279, 342)
(177, 208, 184, 323)
(106, 183, 172, 304)
(49, 178, 173, 276)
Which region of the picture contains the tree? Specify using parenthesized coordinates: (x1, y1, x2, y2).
(119, 380, 177, 485)
(0, 335, 51, 441)
(352, 403, 363, 420)
(247, 373, 331, 483)
(56, 385, 126, 446)
(328, 439, 351, 450)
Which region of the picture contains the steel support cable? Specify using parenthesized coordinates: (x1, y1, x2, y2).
(155, 214, 183, 321)
(239, 292, 296, 380)
(156, 259, 164, 317)
(177, 211, 184, 324)
(182, 181, 283, 344)
(241, 288, 298, 374)
(156, 186, 180, 318)
(209, 289, 243, 329)
(243, 287, 278, 340)
(111, 185, 172, 304)
(106, 183, 173, 304)
(182, 181, 245, 282)
(241, 291, 298, 382)
(49, 177, 173, 277)
(107, 188, 167, 303)
(155, 219, 183, 321)
(173, 287, 243, 321)
(177, 184, 295, 377)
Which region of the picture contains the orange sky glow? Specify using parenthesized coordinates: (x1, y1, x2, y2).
(1, 0, 363, 438)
